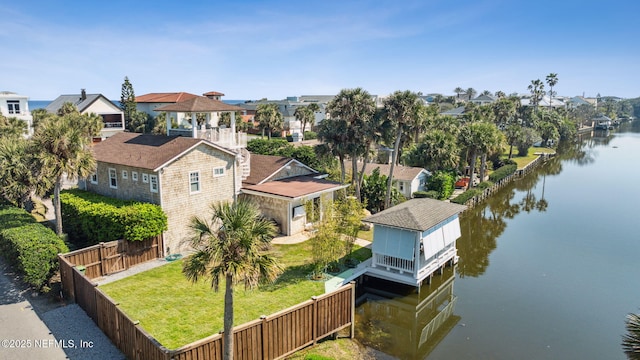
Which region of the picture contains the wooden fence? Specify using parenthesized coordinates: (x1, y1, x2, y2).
(58, 250, 355, 360)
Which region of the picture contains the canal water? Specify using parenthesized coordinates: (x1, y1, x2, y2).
(355, 121, 640, 359)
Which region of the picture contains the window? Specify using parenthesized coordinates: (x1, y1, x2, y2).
(7, 100, 20, 115)
(398, 182, 405, 193)
(132, 171, 138, 181)
(142, 173, 149, 183)
(109, 168, 117, 188)
(90, 173, 98, 184)
(122, 170, 128, 179)
(189, 171, 200, 193)
(213, 167, 225, 177)
(149, 175, 158, 193)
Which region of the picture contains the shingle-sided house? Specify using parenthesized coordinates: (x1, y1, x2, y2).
(240, 154, 348, 236)
(45, 90, 124, 138)
(364, 198, 466, 288)
(86, 132, 242, 254)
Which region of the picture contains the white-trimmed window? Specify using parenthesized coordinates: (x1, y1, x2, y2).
(109, 168, 117, 188)
(132, 171, 138, 181)
(189, 171, 200, 193)
(142, 173, 149, 183)
(122, 170, 128, 180)
(213, 167, 225, 177)
(7, 100, 20, 115)
(90, 172, 98, 184)
(149, 175, 158, 193)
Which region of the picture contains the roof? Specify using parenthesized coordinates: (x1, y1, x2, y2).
(243, 154, 314, 185)
(91, 132, 235, 171)
(45, 93, 119, 113)
(471, 94, 496, 102)
(365, 198, 466, 232)
(242, 175, 346, 199)
(346, 161, 429, 182)
(203, 91, 225, 96)
(154, 96, 244, 113)
(440, 106, 466, 116)
(135, 92, 199, 103)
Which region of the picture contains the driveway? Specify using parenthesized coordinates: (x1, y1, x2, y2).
(0, 259, 124, 360)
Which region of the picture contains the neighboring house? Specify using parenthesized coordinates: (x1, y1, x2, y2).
(566, 96, 592, 109)
(86, 132, 242, 255)
(469, 94, 496, 106)
(440, 106, 466, 118)
(346, 161, 430, 198)
(520, 95, 565, 108)
(240, 154, 348, 236)
(135, 92, 199, 119)
(0, 91, 33, 136)
(364, 198, 466, 287)
(593, 114, 612, 129)
(45, 89, 124, 138)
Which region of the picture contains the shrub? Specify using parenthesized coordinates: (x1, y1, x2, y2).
(427, 171, 455, 200)
(0, 206, 69, 289)
(413, 190, 439, 199)
(488, 164, 517, 183)
(476, 181, 494, 190)
(60, 189, 167, 247)
(451, 189, 482, 205)
(303, 131, 317, 140)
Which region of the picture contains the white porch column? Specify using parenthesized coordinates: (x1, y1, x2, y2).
(191, 111, 197, 138)
(230, 111, 237, 146)
(414, 232, 421, 279)
(165, 112, 171, 135)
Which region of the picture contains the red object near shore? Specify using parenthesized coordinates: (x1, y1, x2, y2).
(455, 177, 470, 188)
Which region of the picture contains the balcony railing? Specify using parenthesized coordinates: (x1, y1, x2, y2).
(167, 127, 247, 148)
(374, 254, 415, 274)
(103, 121, 124, 129)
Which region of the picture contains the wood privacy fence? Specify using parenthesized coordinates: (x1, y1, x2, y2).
(58, 251, 355, 360)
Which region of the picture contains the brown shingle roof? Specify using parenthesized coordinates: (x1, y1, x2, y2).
(243, 154, 294, 185)
(242, 175, 346, 198)
(154, 96, 244, 113)
(365, 198, 466, 231)
(346, 161, 428, 182)
(135, 92, 199, 103)
(203, 91, 225, 96)
(92, 132, 233, 171)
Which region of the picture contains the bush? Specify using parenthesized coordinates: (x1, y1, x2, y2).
(488, 164, 517, 183)
(303, 131, 317, 140)
(0, 206, 69, 289)
(413, 190, 439, 199)
(427, 171, 455, 200)
(451, 189, 482, 204)
(60, 189, 167, 247)
(476, 181, 494, 190)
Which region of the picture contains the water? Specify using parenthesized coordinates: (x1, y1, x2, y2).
(356, 122, 640, 359)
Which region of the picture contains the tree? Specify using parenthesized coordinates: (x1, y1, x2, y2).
(361, 168, 401, 213)
(458, 122, 501, 190)
(31, 113, 100, 235)
(317, 118, 350, 183)
(623, 311, 640, 359)
(0, 115, 27, 139)
(453, 87, 464, 101)
(382, 90, 423, 209)
(335, 196, 365, 263)
(255, 103, 283, 140)
(466, 87, 477, 101)
(528, 79, 545, 111)
(0, 138, 48, 211)
(504, 124, 524, 159)
(120, 76, 137, 129)
(127, 111, 155, 133)
(545, 73, 558, 109)
(56, 102, 79, 116)
(403, 129, 459, 172)
(182, 200, 282, 360)
(481, 90, 492, 96)
(294, 105, 316, 134)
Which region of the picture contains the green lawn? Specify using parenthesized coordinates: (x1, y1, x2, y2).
(507, 147, 555, 169)
(99, 242, 370, 350)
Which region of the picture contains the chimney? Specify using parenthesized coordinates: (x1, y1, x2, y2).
(81, 89, 86, 101)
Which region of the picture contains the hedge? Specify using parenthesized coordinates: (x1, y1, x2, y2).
(451, 188, 482, 205)
(0, 206, 69, 289)
(427, 171, 455, 200)
(60, 189, 167, 246)
(488, 164, 517, 183)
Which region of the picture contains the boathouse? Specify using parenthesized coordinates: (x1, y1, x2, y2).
(364, 198, 466, 287)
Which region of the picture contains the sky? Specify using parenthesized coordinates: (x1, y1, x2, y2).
(2, 0, 639, 101)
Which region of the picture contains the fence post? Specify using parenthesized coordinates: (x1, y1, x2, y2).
(260, 315, 268, 360)
(312, 296, 318, 344)
(350, 282, 356, 339)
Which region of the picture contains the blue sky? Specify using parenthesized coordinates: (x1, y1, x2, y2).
(2, 0, 639, 100)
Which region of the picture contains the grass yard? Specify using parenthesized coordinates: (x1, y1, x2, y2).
(99, 241, 371, 350)
(507, 146, 555, 169)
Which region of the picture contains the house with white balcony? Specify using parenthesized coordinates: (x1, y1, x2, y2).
(45, 89, 124, 138)
(364, 198, 466, 288)
(0, 91, 34, 136)
(135, 92, 199, 119)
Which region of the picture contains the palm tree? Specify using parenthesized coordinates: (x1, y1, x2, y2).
(182, 200, 282, 360)
(458, 122, 498, 190)
(0, 138, 49, 211)
(255, 103, 283, 140)
(494, 91, 506, 98)
(466, 87, 477, 101)
(481, 90, 492, 96)
(32, 113, 99, 235)
(317, 118, 350, 183)
(528, 79, 545, 111)
(623, 311, 640, 359)
(454, 87, 464, 101)
(383, 90, 423, 209)
(0, 115, 28, 139)
(545, 73, 558, 109)
(294, 105, 314, 135)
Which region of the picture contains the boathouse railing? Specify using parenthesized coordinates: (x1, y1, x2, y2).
(374, 254, 415, 274)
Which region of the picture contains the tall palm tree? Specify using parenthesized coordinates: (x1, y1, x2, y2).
(183, 200, 282, 360)
(32, 113, 99, 235)
(458, 122, 498, 190)
(0, 138, 49, 211)
(454, 87, 464, 101)
(466, 87, 477, 101)
(623, 311, 640, 359)
(383, 90, 423, 209)
(317, 118, 350, 183)
(545, 73, 558, 109)
(528, 79, 545, 112)
(255, 103, 283, 140)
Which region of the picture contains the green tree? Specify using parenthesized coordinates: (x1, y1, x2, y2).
(31, 108, 50, 131)
(294, 105, 314, 134)
(182, 200, 282, 360)
(361, 168, 402, 213)
(383, 90, 424, 209)
(0, 115, 27, 139)
(545, 73, 558, 108)
(528, 79, 545, 111)
(128, 111, 156, 133)
(31, 113, 100, 235)
(453, 87, 464, 101)
(466, 87, 477, 101)
(623, 311, 640, 359)
(120, 76, 137, 129)
(403, 129, 459, 172)
(57, 101, 79, 116)
(459, 122, 500, 190)
(255, 103, 283, 140)
(0, 138, 49, 210)
(335, 197, 365, 263)
(504, 124, 524, 159)
(536, 121, 559, 147)
(317, 118, 350, 183)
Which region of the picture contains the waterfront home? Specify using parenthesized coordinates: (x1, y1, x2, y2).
(364, 198, 466, 287)
(135, 92, 199, 119)
(45, 89, 124, 138)
(346, 161, 430, 198)
(593, 114, 613, 130)
(86, 132, 242, 255)
(240, 154, 348, 235)
(0, 91, 33, 136)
